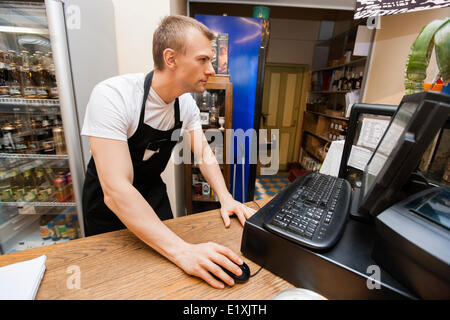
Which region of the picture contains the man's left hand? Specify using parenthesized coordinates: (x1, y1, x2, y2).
(219, 195, 257, 227)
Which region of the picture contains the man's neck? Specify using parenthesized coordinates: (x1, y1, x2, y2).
(151, 69, 185, 104)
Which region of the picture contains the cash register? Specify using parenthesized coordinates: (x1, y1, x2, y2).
(241, 91, 450, 299)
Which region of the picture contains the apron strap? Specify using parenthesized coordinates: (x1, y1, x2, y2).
(139, 71, 154, 125)
(174, 97, 180, 124)
(139, 70, 181, 126)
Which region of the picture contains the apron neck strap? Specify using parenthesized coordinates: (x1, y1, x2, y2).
(140, 71, 181, 125)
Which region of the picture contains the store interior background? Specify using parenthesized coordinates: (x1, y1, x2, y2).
(105, 0, 448, 217)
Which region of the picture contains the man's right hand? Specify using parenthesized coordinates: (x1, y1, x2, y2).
(172, 242, 244, 289)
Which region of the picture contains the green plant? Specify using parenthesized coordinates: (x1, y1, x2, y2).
(405, 17, 449, 94)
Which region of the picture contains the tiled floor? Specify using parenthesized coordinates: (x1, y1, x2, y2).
(254, 175, 290, 200)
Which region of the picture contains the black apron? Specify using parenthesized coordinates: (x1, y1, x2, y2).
(82, 71, 183, 236)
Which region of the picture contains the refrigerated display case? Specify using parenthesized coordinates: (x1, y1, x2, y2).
(0, 0, 118, 254)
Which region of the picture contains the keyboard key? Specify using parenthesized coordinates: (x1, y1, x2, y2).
(288, 224, 305, 234)
(272, 220, 288, 227)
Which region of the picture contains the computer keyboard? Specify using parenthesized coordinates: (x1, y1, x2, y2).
(263, 172, 352, 250)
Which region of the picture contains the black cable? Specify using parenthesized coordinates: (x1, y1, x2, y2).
(249, 199, 264, 278)
(250, 265, 264, 278)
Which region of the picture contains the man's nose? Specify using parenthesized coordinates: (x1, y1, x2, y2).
(206, 61, 215, 76)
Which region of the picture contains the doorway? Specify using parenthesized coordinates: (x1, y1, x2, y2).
(259, 63, 308, 172)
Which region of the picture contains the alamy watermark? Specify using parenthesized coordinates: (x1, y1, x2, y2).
(66, 265, 81, 290)
(65, 5, 81, 30)
(171, 128, 280, 175)
(366, 265, 381, 290)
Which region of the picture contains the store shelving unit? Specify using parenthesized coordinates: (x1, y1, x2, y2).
(184, 75, 232, 214)
(299, 24, 369, 172)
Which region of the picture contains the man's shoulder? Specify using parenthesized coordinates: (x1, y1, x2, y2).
(94, 73, 145, 94)
(178, 92, 197, 108)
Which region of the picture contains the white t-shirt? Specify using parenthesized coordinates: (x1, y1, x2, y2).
(81, 73, 201, 141)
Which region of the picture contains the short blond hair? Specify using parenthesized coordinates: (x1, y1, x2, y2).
(153, 15, 215, 70)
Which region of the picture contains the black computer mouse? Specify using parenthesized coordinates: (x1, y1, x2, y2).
(220, 262, 251, 284)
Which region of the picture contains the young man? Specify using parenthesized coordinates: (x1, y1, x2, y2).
(81, 15, 256, 289)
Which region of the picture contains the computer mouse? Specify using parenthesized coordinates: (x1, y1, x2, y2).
(219, 262, 251, 284)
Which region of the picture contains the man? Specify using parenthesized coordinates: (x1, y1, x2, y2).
(81, 15, 256, 289)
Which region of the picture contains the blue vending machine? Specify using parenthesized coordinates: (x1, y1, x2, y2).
(195, 14, 262, 203)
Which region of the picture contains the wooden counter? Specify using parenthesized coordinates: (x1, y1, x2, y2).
(0, 198, 294, 299)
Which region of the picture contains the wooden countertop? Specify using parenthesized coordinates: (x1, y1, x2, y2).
(0, 198, 294, 299)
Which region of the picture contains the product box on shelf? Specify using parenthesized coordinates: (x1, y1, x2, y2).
(217, 33, 229, 74)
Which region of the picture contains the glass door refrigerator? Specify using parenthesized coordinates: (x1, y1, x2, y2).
(0, 0, 118, 254)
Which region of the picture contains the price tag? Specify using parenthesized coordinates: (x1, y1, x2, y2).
(18, 205, 37, 215)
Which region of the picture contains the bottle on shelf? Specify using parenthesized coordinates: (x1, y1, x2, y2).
(0, 50, 10, 97)
(48, 61, 59, 99)
(355, 71, 363, 89)
(10, 169, 25, 201)
(7, 51, 22, 98)
(209, 92, 219, 127)
(350, 72, 355, 90)
(338, 71, 345, 91)
(13, 117, 29, 153)
(199, 90, 210, 127)
(19, 50, 37, 99)
(331, 71, 338, 92)
(34, 53, 49, 99)
(0, 166, 12, 202)
(53, 125, 66, 155)
(1, 119, 16, 153)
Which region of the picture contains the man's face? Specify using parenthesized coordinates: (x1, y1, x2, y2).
(174, 28, 215, 93)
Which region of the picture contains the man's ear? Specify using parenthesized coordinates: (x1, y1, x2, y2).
(163, 48, 177, 70)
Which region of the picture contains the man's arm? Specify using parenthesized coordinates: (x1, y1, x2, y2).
(89, 136, 244, 288)
(188, 129, 256, 227)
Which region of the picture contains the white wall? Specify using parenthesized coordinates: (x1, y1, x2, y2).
(266, 18, 321, 66)
(111, 0, 186, 218)
(363, 8, 449, 105)
(111, 0, 170, 74)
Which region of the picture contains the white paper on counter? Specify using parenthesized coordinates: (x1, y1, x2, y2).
(320, 140, 345, 177)
(0, 255, 46, 300)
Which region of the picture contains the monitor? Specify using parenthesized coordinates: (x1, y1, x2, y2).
(339, 103, 397, 187)
(358, 91, 450, 217)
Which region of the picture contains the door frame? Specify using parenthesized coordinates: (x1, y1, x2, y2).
(260, 63, 309, 170)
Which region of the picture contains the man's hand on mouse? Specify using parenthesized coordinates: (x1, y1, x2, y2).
(173, 241, 243, 289)
(219, 194, 257, 227)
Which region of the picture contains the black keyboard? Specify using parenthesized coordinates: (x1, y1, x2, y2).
(263, 172, 352, 250)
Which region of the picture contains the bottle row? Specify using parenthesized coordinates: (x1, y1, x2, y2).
(328, 120, 348, 141)
(0, 114, 66, 155)
(331, 70, 363, 92)
(192, 170, 218, 200)
(0, 166, 73, 203)
(191, 90, 225, 129)
(0, 49, 58, 99)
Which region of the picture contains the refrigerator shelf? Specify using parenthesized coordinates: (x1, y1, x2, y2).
(0, 153, 68, 160)
(0, 25, 49, 35)
(0, 201, 76, 207)
(0, 98, 60, 114)
(0, 98, 59, 106)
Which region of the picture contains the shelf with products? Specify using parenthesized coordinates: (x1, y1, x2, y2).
(1, 208, 81, 255)
(300, 23, 368, 171)
(185, 75, 232, 214)
(0, 112, 66, 155)
(312, 57, 367, 73)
